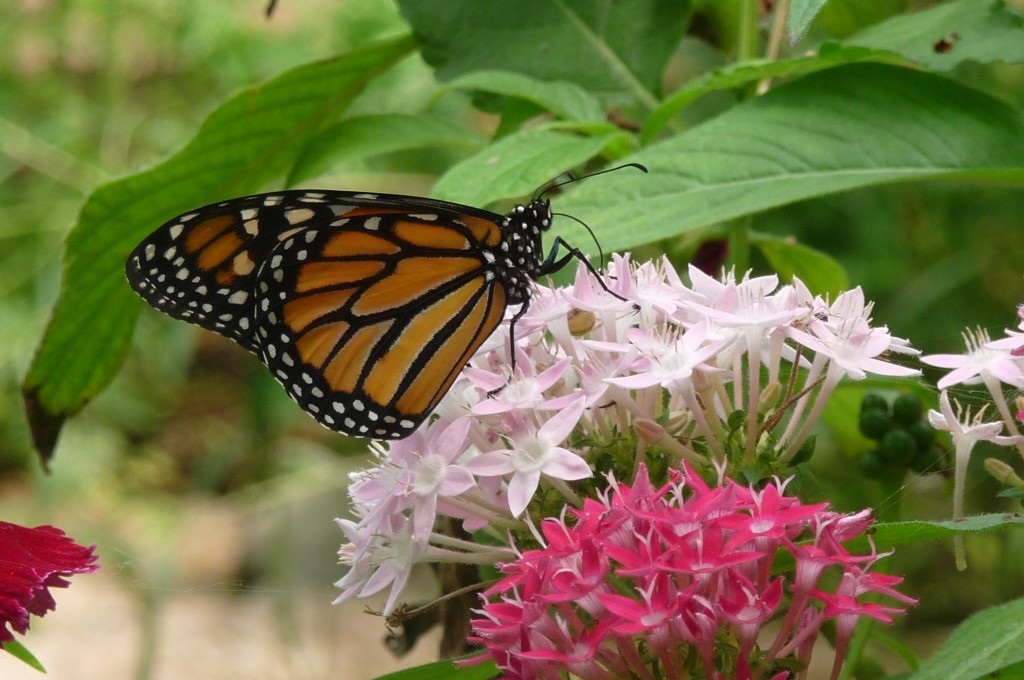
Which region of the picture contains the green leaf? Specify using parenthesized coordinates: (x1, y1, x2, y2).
(2, 640, 46, 672)
(642, 43, 905, 143)
(872, 514, 1024, 551)
(847, 0, 1024, 72)
(374, 659, 499, 680)
(816, 0, 908, 39)
(442, 70, 606, 123)
(288, 113, 486, 185)
(752, 233, 849, 295)
(22, 35, 415, 460)
(773, 514, 1024, 574)
(905, 596, 1024, 680)
(788, 0, 829, 42)
(396, 0, 690, 107)
(431, 128, 620, 208)
(554, 63, 1024, 257)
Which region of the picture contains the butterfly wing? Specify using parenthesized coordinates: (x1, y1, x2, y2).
(127, 190, 512, 438)
(125, 193, 298, 351)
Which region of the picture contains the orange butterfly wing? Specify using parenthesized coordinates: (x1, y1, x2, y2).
(127, 190, 525, 438)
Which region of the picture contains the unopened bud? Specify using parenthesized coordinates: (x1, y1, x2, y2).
(635, 418, 667, 444)
(984, 457, 1024, 489)
(664, 410, 691, 435)
(635, 417, 706, 467)
(759, 382, 781, 412)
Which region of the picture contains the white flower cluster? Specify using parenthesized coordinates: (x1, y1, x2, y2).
(335, 256, 920, 614)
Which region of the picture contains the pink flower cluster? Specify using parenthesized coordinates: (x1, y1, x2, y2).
(335, 257, 919, 616)
(467, 465, 915, 680)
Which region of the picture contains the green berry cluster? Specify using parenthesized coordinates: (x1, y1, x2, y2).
(858, 392, 941, 478)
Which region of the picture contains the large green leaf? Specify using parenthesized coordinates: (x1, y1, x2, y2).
(905, 596, 1024, 680)
(847, 0, 1024, 72)
(288, 113, 486, 185)
(22, 35, 415, 460)
(396, 0, 689, 107)
(431, 128, 623, 208)
(641, 43, 905, 144)
(553, 63, 1024, 256)
(752, 233, 849, 295)
(442, 70, 606, 123)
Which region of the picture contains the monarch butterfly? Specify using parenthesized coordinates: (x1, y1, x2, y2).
(126, 166, 644, 439)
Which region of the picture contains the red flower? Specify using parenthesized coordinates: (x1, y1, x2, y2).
(0, 522, 98, 643)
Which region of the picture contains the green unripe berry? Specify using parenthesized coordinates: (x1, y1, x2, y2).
(859, 450, 887, 478)
(859, 409, 893, 440)
(893, 393, 923, 426)
(861, 393, 889, 415)
(880, 428, 917, 465)
(908, 419, 936, 451)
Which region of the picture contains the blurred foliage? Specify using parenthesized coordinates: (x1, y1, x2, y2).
(2, 0, 1024, 677)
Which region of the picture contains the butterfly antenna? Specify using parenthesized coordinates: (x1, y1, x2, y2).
(552, 212, 607, 269)
(532, 171, 574, 202)
(537, 162, 647, 201)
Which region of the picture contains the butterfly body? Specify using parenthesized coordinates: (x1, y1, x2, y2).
(126, 190, 556, 439)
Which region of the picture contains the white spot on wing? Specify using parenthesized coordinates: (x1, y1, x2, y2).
(233, 251, 256, 276)
(285, 208, 316, 225)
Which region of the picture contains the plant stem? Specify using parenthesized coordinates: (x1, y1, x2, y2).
(736, 0, 762, 63)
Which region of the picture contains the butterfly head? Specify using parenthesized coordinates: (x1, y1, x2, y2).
(488, 199, 551, 304)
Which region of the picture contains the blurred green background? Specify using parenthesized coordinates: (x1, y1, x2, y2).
(2, 1, 1024, 678)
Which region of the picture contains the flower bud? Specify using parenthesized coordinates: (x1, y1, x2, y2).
(984, 457, 1024, 489)
(759, 382, 781, 412)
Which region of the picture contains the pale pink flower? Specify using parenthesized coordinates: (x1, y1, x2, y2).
(333, 514, 422, 615)
(928, 390, 1023, 570)
(922, 327, 1024, 390)
(463, 397, 592, 517)
(469, 352, 572, 415)
(405, 419, 477, 541)
(606, 320, 731, 392)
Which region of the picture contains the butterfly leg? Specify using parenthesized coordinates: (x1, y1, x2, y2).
(541, 236, 630, 303)
(484, 298, 532, 399)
